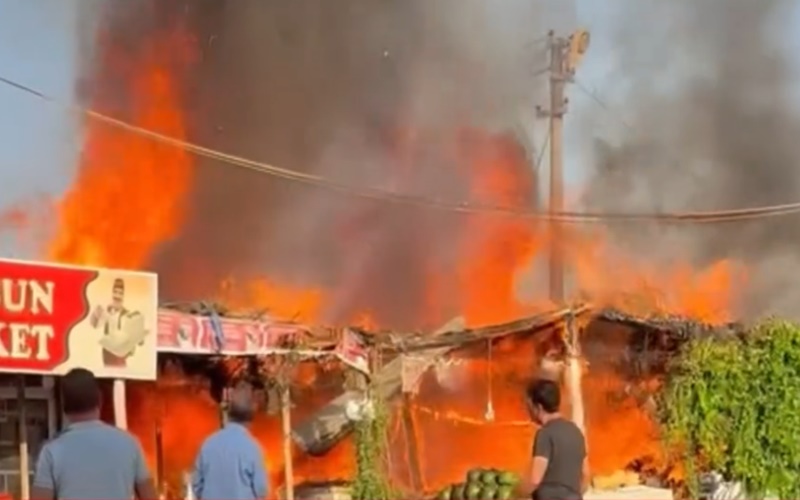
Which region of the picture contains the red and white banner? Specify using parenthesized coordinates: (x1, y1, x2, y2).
(157, 312, 370, 373)
(0, 258, 157, 380)
(156, 309, 308, 355)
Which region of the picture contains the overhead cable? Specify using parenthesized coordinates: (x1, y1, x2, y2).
(2, 74, 800, 224)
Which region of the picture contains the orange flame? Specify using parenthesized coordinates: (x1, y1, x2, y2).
(1, 11, 747, 497)
(47, 26, 195, 268)
(456, 130, 543, 326)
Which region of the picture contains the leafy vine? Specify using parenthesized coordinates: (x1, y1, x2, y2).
(660, 319, 800, 499)
(352, 393, 395, 500)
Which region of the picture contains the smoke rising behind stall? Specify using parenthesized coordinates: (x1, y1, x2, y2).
(24, 0, 800, 324)
(581, 0, 800, 319)
(136, 0, 572, 328)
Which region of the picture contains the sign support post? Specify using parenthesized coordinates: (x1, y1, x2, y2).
(17, 376, 29, 500)
(113, 379, 128, 429)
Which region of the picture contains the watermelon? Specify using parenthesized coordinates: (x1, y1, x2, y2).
(437, 486, 453, 500)
(480, 470, 498, 486)
(496, 485, 514, 500)
(479, 486, 498, 500)
(465, 483, 482, 500)
(466, 469, 484, 483)
(497, 471, 519, 486)
(452, 483, 466, 500)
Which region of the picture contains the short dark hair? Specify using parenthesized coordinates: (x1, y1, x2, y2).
(61, 368, 101, 414)
(227, 383, 255, 423)
(526, 378, 561, 413)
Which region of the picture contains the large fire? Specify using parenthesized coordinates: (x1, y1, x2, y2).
(1, 8, 748, 498)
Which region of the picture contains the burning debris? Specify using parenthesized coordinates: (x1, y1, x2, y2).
(597, 309, 745, 342)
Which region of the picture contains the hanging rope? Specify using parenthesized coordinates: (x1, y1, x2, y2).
(484, 339, 495, 422)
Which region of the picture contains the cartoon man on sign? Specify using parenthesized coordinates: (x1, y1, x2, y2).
(89, 278, 149, 368)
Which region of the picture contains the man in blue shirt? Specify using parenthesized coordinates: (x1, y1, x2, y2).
(192, 383, 269, 500)
(31, 368, 157, 500)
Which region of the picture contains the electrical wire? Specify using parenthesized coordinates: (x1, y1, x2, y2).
(533, 131, 550, 172)
(3, 73, 800, 224)
(569, 77, 800, 222)
(573, 78, 635, 131)
(525, 34, 550, 49)
(530, 66, 550, 78)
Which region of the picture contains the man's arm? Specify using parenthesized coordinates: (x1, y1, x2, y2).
(518, 430, 551, 497)
(191, 443, 207, 500)
(133, 440, 158, 500)
(249, 444, 269, 499)
(31, 445, 56, 500)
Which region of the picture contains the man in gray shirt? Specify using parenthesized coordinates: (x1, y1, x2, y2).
(520, 379, 589, 500)
(32, 368, 157, 500)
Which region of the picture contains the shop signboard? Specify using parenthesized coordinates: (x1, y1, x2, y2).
(0, 258, 157, 380)
(157, 309, 308, 355)
(157, 312, 368, 372)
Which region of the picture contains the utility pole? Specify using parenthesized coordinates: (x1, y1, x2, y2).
(537, 29, 589, 304)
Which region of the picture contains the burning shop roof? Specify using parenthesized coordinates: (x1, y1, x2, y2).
(144, 301, 739, 493)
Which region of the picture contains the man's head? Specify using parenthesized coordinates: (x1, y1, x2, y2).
(227, 382, 256, 424)
(526, 378, 561, 425)
(62, 368, 101, 418)
(112, 278, 125, 307)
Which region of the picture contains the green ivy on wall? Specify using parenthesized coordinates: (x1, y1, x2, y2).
(660, 319, 800, 499)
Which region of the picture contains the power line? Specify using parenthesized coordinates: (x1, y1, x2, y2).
(2, 73, 800, 224)
(534, 132, 550, 171)
(573, 78, 634, 130)
(567, 78, 800, 223)
(525, 34, 550, 49)
(531, 66, 550, 78)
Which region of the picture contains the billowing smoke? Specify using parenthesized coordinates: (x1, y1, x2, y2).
(580, 0, 800, 318)
(95, 0, 570, 328)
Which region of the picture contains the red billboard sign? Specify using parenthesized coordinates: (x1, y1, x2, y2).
(0, 258, 157, 380)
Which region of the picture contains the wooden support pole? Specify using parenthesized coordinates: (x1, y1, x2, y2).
(155, 418, 165, 497)
(185, 471, 195, 500)
(281, 384, 295, 500)
(113, 379, 128, 430)
(400, 394, 424, 493)
(17, 376, 29, 500)
(154, 384, 166, 500)
(564, 314, 585, 434)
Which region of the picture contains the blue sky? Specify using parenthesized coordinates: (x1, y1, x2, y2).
(1, 0, 797, 257)
(0, 0, 80, 207)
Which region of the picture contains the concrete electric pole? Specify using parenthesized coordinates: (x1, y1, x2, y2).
(537, 29, 589, 304)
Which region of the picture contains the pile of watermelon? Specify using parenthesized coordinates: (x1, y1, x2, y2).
(435, 469, 519, 500)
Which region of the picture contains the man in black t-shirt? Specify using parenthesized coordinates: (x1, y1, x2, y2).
(519, 379, 589, 500)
